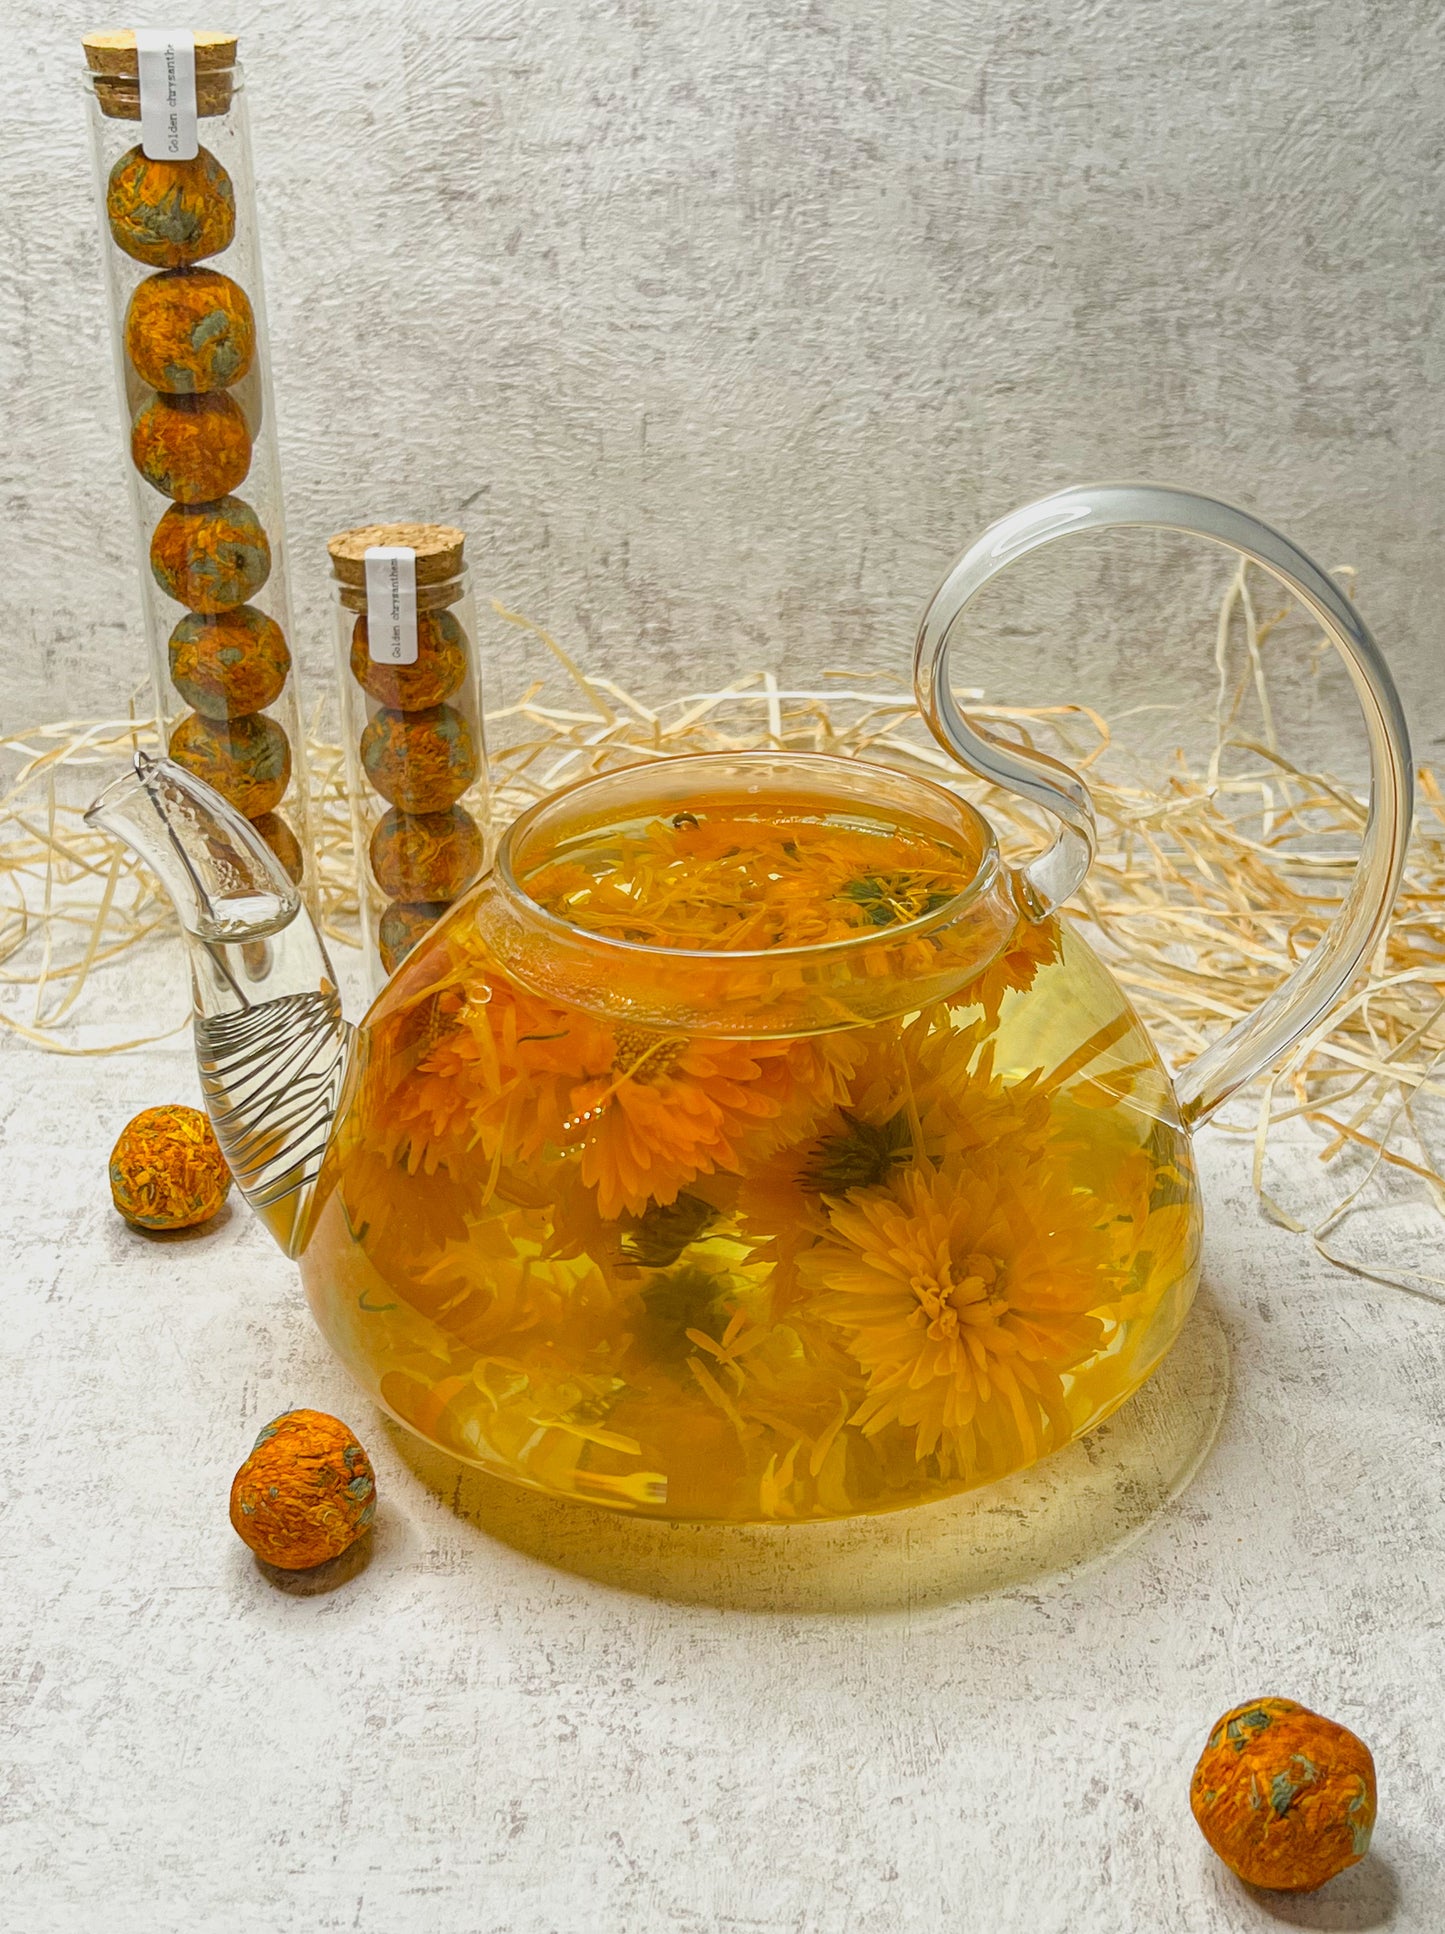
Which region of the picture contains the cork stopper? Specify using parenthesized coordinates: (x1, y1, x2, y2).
(83, 29, 239, 74)
(84, 31, 238, 119)
(328, 524, 469, 616)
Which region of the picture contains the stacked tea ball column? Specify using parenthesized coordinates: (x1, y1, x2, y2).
(328, 526, 486, 978)
(82, 33, 305, 886)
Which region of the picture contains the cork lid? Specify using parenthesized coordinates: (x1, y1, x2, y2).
(84, 31, 237, 118)
(83, 30, 239, 75)
(328, 525, 467, 588)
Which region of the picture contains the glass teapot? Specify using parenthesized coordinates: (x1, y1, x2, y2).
(88, 485, 1412, 1523)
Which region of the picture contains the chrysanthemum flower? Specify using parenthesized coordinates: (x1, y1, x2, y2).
(368, 969, 602, 1170)
(570, 1027, 859, 1220)
(804, 1159, 1120, 1479)
(736, 1008, 1055, 1308)
(374, 946, 862, 1221)
(951, 910, 1061, 1025)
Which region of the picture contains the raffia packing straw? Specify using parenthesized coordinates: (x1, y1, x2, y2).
(1, 568, 1442, 1295)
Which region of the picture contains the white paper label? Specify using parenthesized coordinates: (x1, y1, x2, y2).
(364, 547, 419, 665)
(136, 30, 198, 161)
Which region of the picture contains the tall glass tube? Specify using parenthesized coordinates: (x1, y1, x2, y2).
(82, 31, 312, 892)
(329, 524, 488, 991)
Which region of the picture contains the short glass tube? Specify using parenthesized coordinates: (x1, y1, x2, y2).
(328, 525, 489, 991)
(82, 33, 312, 892)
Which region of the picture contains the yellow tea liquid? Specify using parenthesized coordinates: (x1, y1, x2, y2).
(304, 793, 1200, 1520)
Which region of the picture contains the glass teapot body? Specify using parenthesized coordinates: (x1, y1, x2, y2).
(302, 751, 1202, 1521)
(86, 484, 1411, 1528)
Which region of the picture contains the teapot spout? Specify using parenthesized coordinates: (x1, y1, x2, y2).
(86, 755, 353, 1257)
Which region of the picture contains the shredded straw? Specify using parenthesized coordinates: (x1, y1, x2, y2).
(2, 570, 1441, 1298)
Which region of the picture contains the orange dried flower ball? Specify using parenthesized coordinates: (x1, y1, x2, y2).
(168, 605, 290, 717)
(1191, 1698, 1376, 1893)
(132, 392, 252, 504)
(125, 267, 255, 393)
(151, 494, 270, 611)
(369, 805, 484, 903)
(109, 1103, 231, 1231)
(378, 900, 449, 974)
(349, 608, 469, 710)
(360, 703, 479, 813)
(169, 710, 291, 818)
(229, 1408, 376, 1570)
(250, 811, 305, 885)
(107, 144, 236, 268)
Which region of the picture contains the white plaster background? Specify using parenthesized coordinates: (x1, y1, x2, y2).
(1, 0, 1442, 766)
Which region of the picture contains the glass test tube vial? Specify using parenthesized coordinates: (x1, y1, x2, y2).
(328, 525, 488, 988)
(82, 30, 312, 889)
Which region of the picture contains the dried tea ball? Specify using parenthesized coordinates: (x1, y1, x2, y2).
(106, 144, 235, 268)
(151, 494, 270, 611)
(369, 805, 484, 903)
(349, 608, 468, 710)
(1191, 1698, 1376, 1893)
(250, 811, 305, 885)
(229, 1408, 376, 1570)
(125, 267, 255, 393)
(109, 1103, 231, 1231)
(169, 710, 291, 818)
(132, 392, 252, 504)
(168, 605, 290, 717)
(360, 704, 479, 814)
(378, 900, 450, 974)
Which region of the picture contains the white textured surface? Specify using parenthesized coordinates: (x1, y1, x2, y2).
(3, 1022, 1444, 1931)
(2, 0, 1443, 766)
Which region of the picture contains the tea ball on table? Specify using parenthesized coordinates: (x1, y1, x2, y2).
(229, 1409, 376, 1570)
(109, 1104, 231, 1231)
(1191, 1698, 1376, 1892)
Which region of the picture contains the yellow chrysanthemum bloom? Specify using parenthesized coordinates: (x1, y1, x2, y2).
(736, 1006, 1055, 1309)
(804, 1158, 1122, 1480)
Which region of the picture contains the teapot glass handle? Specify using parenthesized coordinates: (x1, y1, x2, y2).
(913, 482, 1414, 1125)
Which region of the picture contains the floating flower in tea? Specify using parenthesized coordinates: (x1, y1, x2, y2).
(802, 1161, 1115, 1476)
